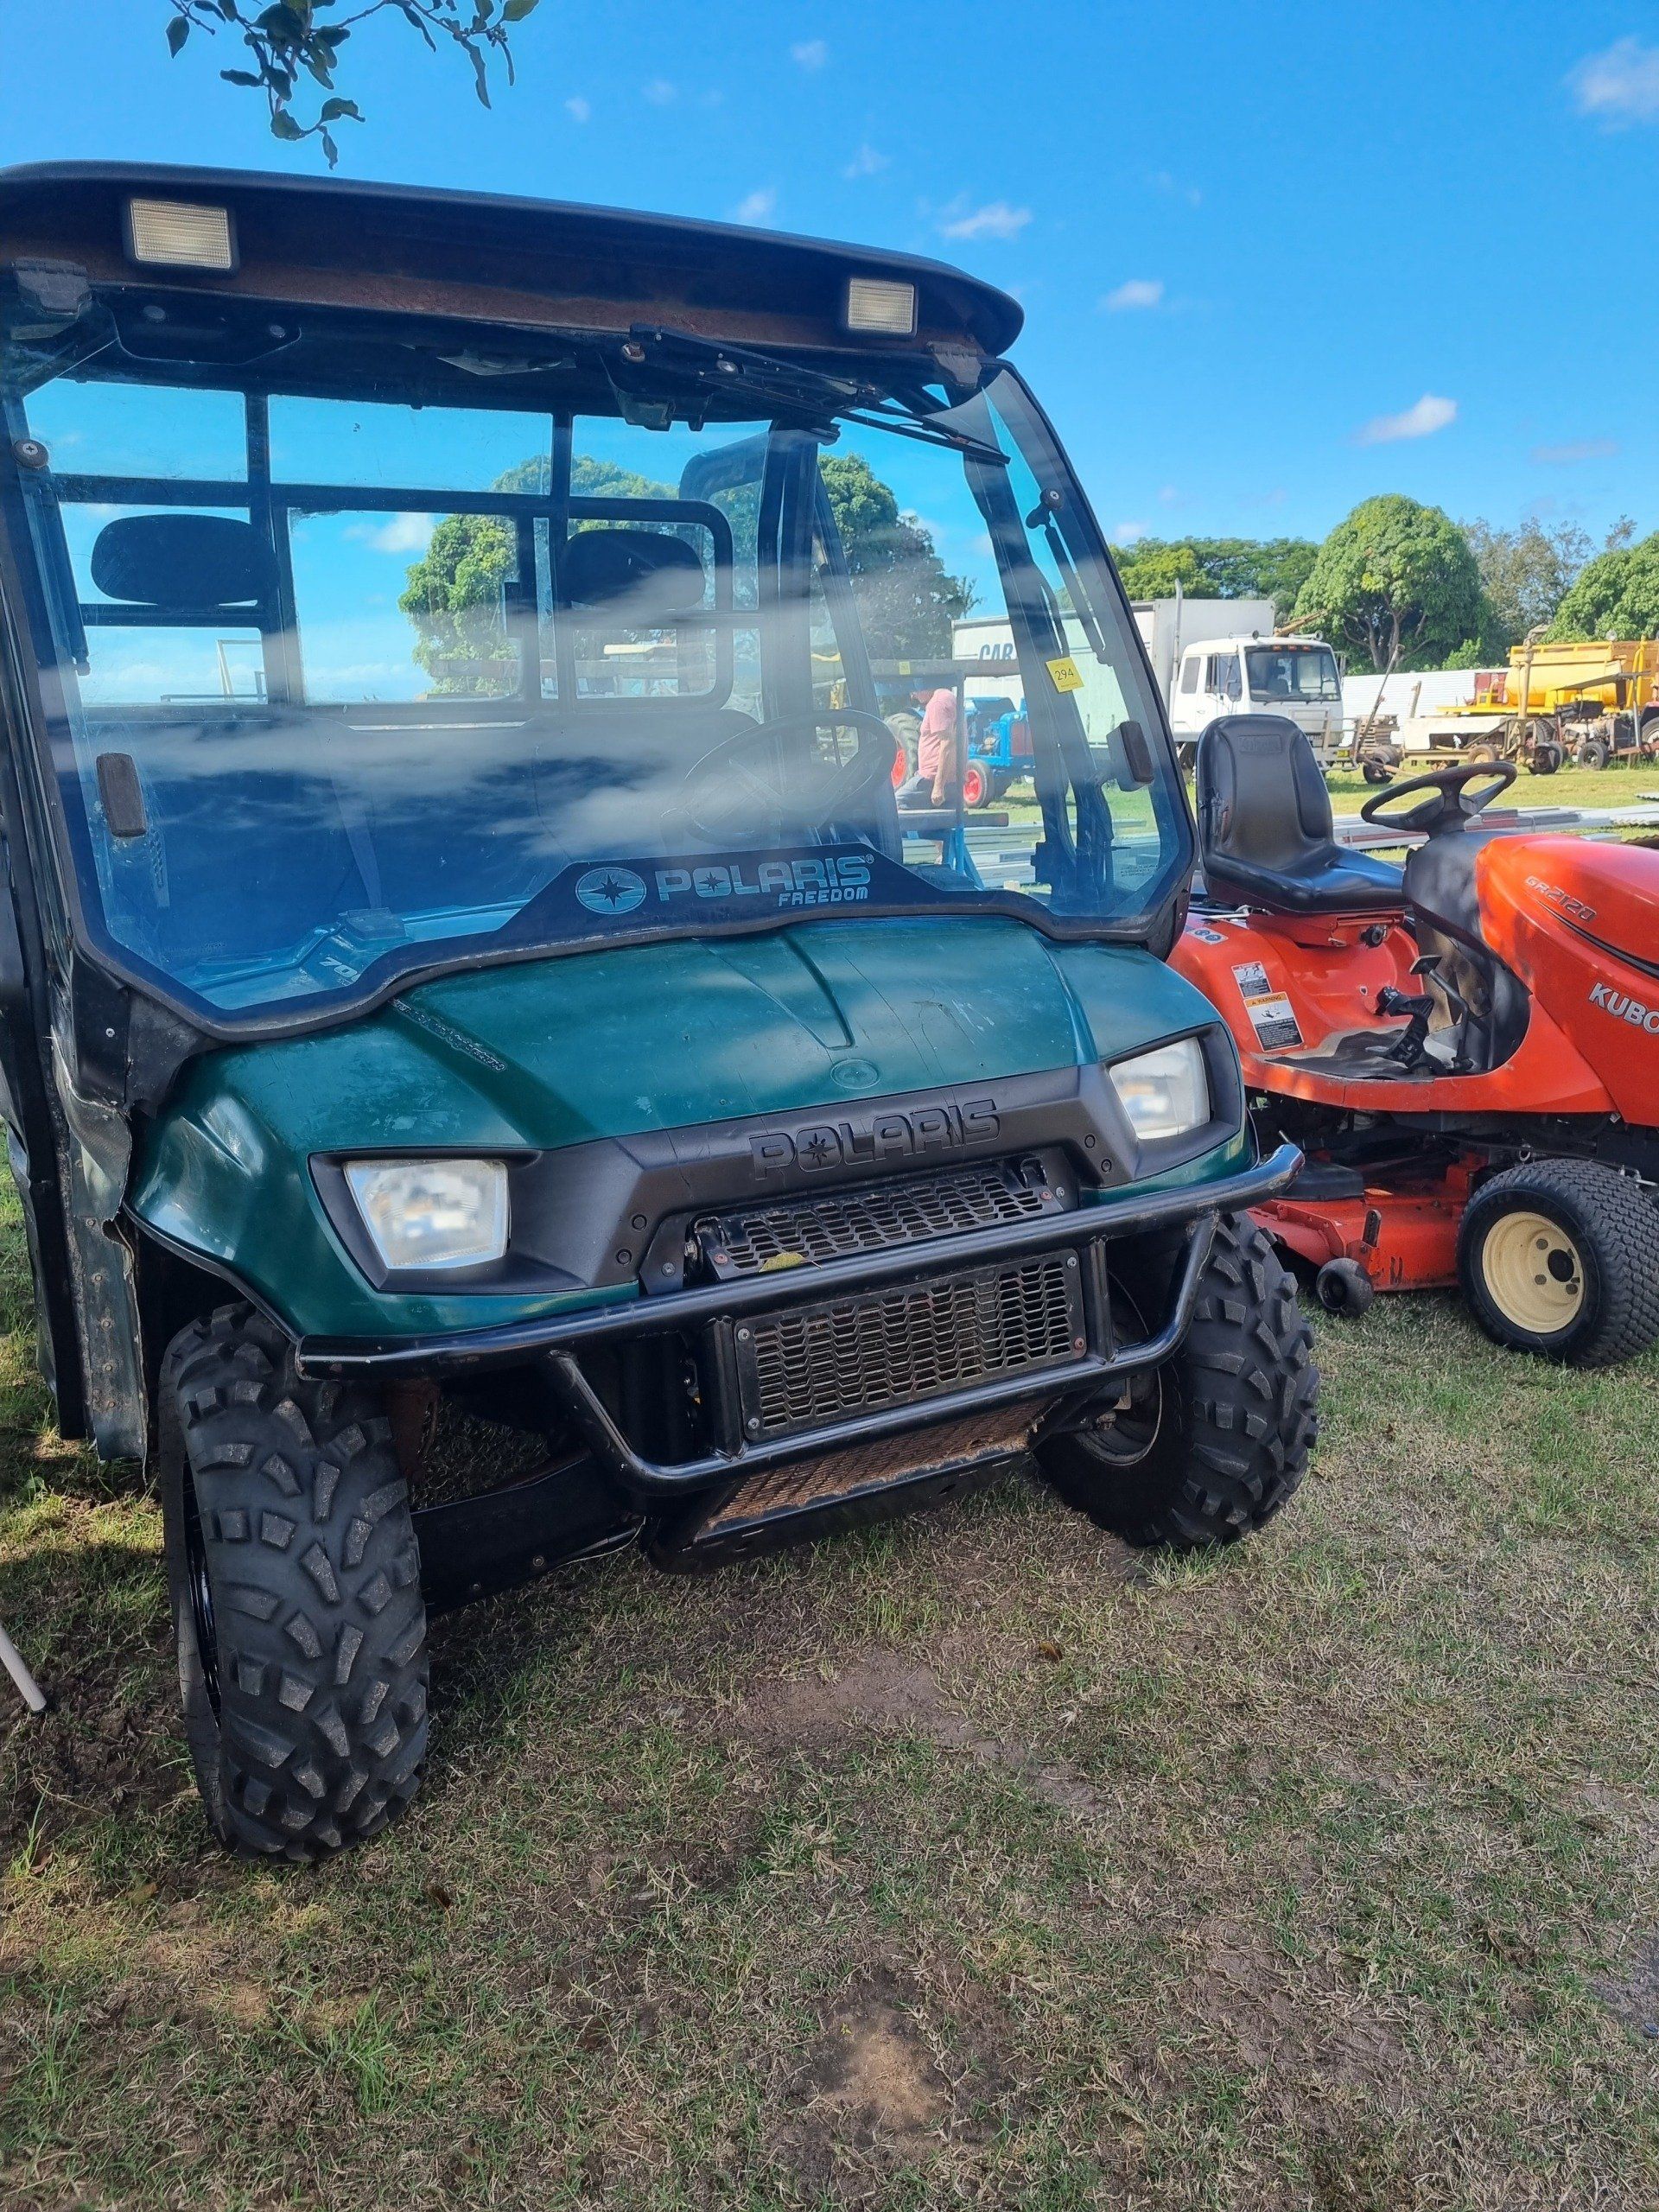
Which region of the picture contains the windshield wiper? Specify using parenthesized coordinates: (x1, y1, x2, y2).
(623, 324, 1009, 465)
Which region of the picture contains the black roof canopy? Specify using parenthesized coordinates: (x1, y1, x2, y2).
(0, 162, 1023, 360)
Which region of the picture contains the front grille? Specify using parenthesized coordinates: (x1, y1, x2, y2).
(734, 1252, 1084, 1440)
(698, 1156, 1064, 1280)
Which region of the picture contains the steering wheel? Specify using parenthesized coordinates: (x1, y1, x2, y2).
(1358, 757, 1518, 836)
(677, 711, 897, 846)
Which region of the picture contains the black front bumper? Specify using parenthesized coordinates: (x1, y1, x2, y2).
(297, 1142, 1301, 1498)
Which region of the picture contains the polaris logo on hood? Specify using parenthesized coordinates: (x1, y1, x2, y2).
(748, 1096, 1001, 1182)
(1589, 981, 1659, 1034)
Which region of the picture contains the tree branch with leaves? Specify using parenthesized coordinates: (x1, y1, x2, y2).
(165, 0, 541, 166)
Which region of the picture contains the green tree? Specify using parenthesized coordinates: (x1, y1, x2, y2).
(1460, 514, 1591, 651)
(1112, 541, 1205, 600)
(818, 452, 976, 660)
(399, 454, 672, 693)
(164, 0, 540, 165)
(399, 447, 974, 690)
(398, 513, 518, 696)
(1547, 530, 1659, 641)
(1111, 536, 1319, 624)
(1292, 495, 1488, 673)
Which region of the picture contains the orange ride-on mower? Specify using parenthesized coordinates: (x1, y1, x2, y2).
(1170, 715, 1659, 1366)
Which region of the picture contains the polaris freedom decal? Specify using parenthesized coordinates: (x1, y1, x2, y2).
(1589, 981, 1659, 1035)
(527, 846, 944, 935)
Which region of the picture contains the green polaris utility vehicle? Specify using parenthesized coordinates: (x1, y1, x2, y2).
(0, 163, 1315, 1859)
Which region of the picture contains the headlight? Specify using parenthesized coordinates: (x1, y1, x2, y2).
(1109, 1037, 1209, 1141)
(344, 1158, 509, 1273)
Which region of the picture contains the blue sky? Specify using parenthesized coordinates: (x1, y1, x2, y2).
(2, 0, 1655, 553)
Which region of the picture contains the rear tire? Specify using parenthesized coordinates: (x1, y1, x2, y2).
(1037, 1216, 1318, 1549)
(160, 1305, 429, 1859)
(1458, 1160, 1659, 1367)
(961, 760, 992, 809)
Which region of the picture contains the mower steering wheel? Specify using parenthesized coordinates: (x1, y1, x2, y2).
(677, 711, 897, 846)
(1357, 757, 1518, 836)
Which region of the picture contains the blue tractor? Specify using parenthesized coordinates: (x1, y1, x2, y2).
(963, 693, 1033, 807)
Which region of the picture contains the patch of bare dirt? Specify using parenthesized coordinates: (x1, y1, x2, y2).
(805, 1997, 950, 2142)
(0, 1658, 183, 1861)
(1597, 1931, 1659, 2037)
(1183, 1922, 1409, 2088)
(769, 1967, 1016, 2196)
(737, 1645, 1105, 1816)
(742, 1649, 951, 1751)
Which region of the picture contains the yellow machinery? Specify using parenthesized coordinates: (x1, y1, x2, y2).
(1439, 635, 1659, 773)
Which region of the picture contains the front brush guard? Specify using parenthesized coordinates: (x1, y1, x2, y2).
(297, 1142, 1301, 1499)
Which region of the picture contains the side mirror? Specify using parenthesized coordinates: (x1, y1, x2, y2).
(1118, 719, 1154, 785)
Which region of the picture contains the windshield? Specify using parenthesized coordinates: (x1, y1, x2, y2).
(0, 300, 1190, 1022)
(1244, 644, 1341, 703)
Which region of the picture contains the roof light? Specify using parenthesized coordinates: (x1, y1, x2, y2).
(124, 198, 238, 274)
(844, 276, 917, 338)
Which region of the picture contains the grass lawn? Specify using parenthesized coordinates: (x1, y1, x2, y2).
(1321, 759, 1659, 823)
(994, 757, 1659, 830)
(3, 1182, 1659, 2209)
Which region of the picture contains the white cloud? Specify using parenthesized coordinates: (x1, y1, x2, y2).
(791, 38, 828, 68)
(733, 188, 778, 225)
(1569, 37, 1659, 124)
(345, 513, 435, 556)
(1113, 521, 1148, 544)
(842, 142, 888, 179)
(1158, 484, 1179, 505)
(938, 199, 1032, 242)
(1355, 392, 1458, 445)
(1103, 277, 1164, 313)
(564, 95, 590, 123)
(1531, 436, 1619, 465)
(642, 78, 677, 105)
(1150, 168, 1203, 207)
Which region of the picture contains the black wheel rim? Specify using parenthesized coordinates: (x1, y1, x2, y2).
(181, 1462, 222, 1716)
(1084, 1360, 1164, 1467)
(1079, 1288, 1166, 1467)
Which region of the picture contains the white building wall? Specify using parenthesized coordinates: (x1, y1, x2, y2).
(1342, 668, 1483, 727)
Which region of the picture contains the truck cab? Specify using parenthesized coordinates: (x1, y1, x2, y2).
(1169, 632, 1344, 767)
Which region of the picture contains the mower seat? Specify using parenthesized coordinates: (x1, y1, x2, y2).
(1195, 715, 1404, 916)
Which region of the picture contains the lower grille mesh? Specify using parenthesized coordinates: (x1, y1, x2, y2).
(736, 1253, 1083, 1439)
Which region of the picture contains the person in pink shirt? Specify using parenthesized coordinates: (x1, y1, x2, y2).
(914, 687, 959, 805)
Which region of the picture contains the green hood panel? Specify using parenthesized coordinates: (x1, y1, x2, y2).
(130, 918, 1233, 1338)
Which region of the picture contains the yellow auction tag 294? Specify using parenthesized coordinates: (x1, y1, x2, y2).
(1046, 655, 1084, 693)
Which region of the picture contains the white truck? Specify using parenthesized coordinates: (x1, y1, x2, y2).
(953, 600, 1345, 773)
(1137, 598, 1345, 767)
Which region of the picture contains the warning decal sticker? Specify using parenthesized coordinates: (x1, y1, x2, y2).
(1231, 960, 1305, 1052)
